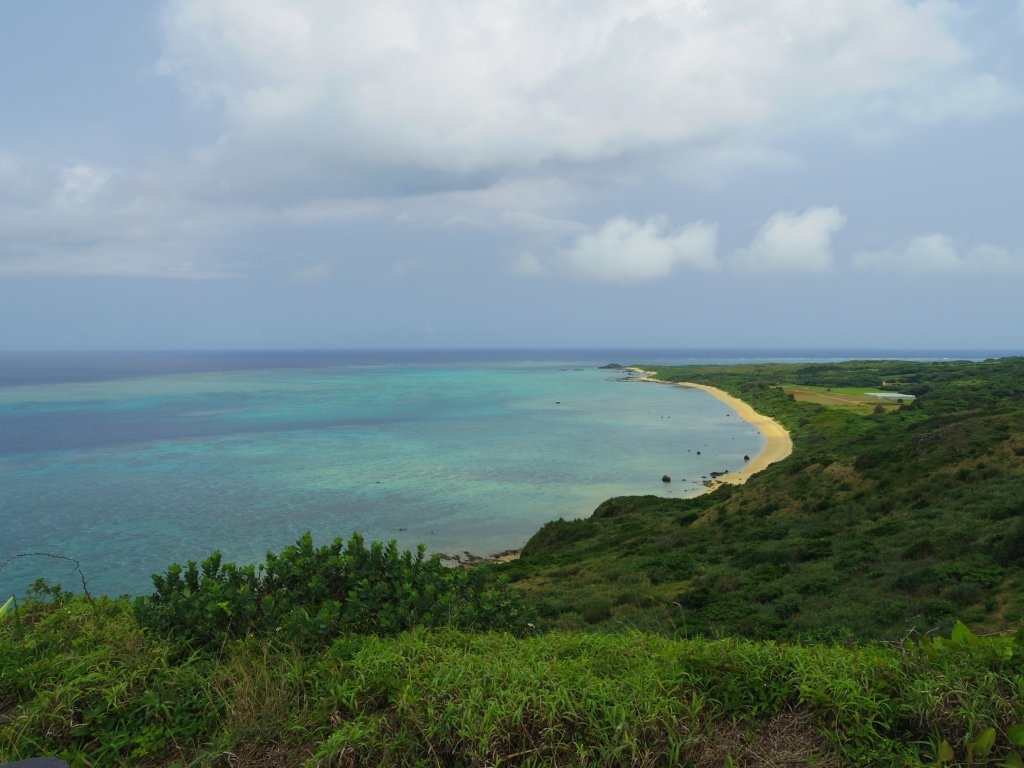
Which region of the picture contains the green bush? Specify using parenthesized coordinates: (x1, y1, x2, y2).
(134, 532, 533, 648)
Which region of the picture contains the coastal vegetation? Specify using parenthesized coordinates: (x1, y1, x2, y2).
(4, 591, 1024, 767)
(134, 532, 533, 648)
(509, 358, 1024, 640)
(3, 357, 1024, 766)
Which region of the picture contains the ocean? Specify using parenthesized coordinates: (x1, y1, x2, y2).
(0, 348, 1002, 598)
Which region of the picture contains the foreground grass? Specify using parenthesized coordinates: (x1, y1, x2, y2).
(2, 595, 1023, 767)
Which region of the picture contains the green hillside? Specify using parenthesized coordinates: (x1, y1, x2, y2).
(4, 358, 1024, 766)
(509, 357, 1024, 639)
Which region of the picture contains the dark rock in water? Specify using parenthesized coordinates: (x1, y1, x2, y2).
(744, 454, 750, 461)
(662, 475, 671, 483)
(600, 363, 624, 369)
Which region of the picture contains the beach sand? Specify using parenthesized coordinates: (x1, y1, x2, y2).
(475, 369, 794, 563)
(626, 368, 793, 488)
(674, 381, 793, 486)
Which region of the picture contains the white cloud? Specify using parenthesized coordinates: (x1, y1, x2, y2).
(564, 216, 717, 281)
(0, 242, 237, 280)
(4, 1, 1017, 283)
(513, 252, 545, 276)
(853, 234, 1024, 272)
(158, 0, 1014, 191)
(53, 164, 112, 207)
(0, 153, 579, 280)
(0, 156, 251, 279)
(732, 207, 847, 272)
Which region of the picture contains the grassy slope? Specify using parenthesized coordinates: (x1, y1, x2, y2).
(2, 595, 1023, 766)
(4, 358, 1024, 766)
(506, 358, 1024, 639)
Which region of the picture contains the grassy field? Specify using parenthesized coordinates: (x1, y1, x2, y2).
(784, 384, 915, 413)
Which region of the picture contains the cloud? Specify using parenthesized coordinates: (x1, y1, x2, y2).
(53, 164, 112, 207)
(393, 177, 585, 232)
(732, 207, 847, 272)
(853, 234, 1024, 272)
(281, 198, 381, 223)
(157, 0, 1014, 195)
(512, 252, 545, 276)
(563, 216, 717, 281)
(5, 2, 1017, 282)
(0, 155, 250, 279)
(0, 154, 54, 206)
(0, 152, 578, 280)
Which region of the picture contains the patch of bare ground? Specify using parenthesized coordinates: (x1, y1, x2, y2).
(690, 709, 842, 768)
(211, 742, 314, 768)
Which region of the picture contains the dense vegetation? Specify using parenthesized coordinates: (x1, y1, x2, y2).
(135, 532, 533, 648)
(4, 593, 1024, 766)
(4, 357, 1024, 766)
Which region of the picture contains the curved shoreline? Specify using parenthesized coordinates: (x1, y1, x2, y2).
(476, 369, 795, 563)
(626, 368, 793, 489)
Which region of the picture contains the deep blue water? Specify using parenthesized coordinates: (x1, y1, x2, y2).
(0, 348, 1012, 598)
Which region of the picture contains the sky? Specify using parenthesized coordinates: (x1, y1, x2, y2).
(2, 0, 1024, 351)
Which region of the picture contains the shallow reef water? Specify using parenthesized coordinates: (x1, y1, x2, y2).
(0, 351, 763, 597)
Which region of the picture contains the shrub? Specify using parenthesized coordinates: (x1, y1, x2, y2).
(134, 532, 533, 648)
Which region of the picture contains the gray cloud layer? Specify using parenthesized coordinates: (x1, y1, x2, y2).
(854, 235, 1024, 273)
(1, 0, 1020, 287)
(160, 0, 1013, 181)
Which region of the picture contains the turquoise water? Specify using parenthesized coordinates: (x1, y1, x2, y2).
(0, 355, 764, 597)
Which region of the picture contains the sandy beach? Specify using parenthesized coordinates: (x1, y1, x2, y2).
(626, 368, 793, 488)
(477, 369, 795, 563)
